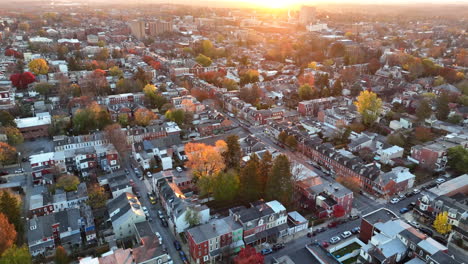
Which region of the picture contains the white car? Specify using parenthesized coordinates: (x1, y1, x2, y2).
(14, 169, 24, 174)
(341, 231, 352, 239)
(435, 178, 445, 184)
(146, 171, 153, 178)
(142, 206, 149, 216)
(155, 232, 162, 245)
(409, 221, 420, 228)
(413, 189, 421, 194)
(390, 198, 400, 204)
(330, 236, 341, 244)
(175, 166, 183, 172)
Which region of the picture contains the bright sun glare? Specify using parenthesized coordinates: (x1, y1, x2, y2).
(253, 0, 303, 9)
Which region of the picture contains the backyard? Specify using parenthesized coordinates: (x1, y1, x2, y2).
(332, 242, 361, 258)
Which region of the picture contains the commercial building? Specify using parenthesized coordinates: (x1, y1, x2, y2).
(149, 20, 173, 36)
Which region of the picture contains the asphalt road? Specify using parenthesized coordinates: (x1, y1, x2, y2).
(124, 163, 183, 264)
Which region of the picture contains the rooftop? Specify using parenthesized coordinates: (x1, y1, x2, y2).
(428, 174, 468, 197)
(362, 208, 398, 225)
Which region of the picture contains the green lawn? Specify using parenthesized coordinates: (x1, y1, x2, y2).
(332, 242, 361, 258)
(342, 255, 359, 264)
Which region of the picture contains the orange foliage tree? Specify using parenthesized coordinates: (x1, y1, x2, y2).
(0, 213, 17, 255)
(134, 108, 157, 127)
(185, 141, 226, 178)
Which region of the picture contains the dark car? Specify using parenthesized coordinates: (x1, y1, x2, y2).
(351, 227, 360, 234)
(272, 243, 284, 251)
(406, 192, 415, 197)
(407, 202, 416, 209)
(419, 227, 433, 236)
(179, 251, 189, 264)
(349, 215, 359, 220)
(0, 171, 8, 176)
(261, 248, 273, 255)
(433, 236, 447, 245)
(173, 240, 181, 250)
(160, 218, 169, 227)
(321, 241, 329, 248)
(400, 208, 410, 214)
(328, 221, 338, 228)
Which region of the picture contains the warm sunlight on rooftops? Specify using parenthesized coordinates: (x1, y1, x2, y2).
(248, 0, 305, 9)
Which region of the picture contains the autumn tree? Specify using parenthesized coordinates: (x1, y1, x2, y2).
(144, 84, 167, 109)
(1, 127, 23, 146)
(387, 133, 405, 147)
(0, 213, 16, 256)
(0, 111, 16, 127)
(298, 84, 315, 100)
(9, 71, 36, 90)
(103, 124, 129, 156)
(433, 211, 452, 235)
(195, 54, 212, 67)
(165, 109, 185, 126)
(0, 245, 32, 264)
(239, 69, 259, 86)
(332, 79, 343, 96)
(239, 155, 261, 202)
(233, 246, 264, 264)
(108, 66, 123, 78)
(0, 191, 22, 240)
(185, 141, 226, 178)
(0, 143, 17, 166)
(223, 135, 241, 171)
(80, 70, 109, 96)
(34, 82, 54, 97)
(436, 92, 450, 121)
(416, 99, 432, 121)
(265, 154, 293, 207)
(28, 58, 49, 75)
(87, 185, 108, 209)
(212, 170, 240, 202)
(54, 246, 70, 264)
(285, 135, 298, 150)
(135, 108, 157, 127)
(278, 131, 288, 143)
(354, 90, 383, 126)
(56, 174, 80, 192)
(447, 146, 468, 174)
(72, 102, 112, 134)
(414, 127, 433, 142)
(368, 58, 381, 74)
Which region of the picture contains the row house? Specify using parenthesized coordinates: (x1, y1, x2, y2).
(410, 133, 468, 171)
(104, 92, 145, 105)
(186, 216, 244, 264)
(196, 119, 232, 137)
(52, 183, 89, 212)
(53, 133, 108, 152)
(30, 152, 57, 185)
(228, 200, 289, 246)
(171, 95, 205, 113)
(29, 193, 54, 218)
(0, 84, 15, 109)
(297, 97, 339, 117)
(126, 124, 167, 144)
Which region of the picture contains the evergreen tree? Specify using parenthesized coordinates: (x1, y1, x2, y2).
(212, 170, 240, 202)
(223, 135, 241, 170)
(258, 151, 272, 196)
(239, 155, 261, 202)
(265, 155, 293, 207)
(0, 245, 32, 264)
(0, 191, 22, 240)
(436, 92, 450, 121)
(416, 99, 432, 121)
(332, 79, 343, 96)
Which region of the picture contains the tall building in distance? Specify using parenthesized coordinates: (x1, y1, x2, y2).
(299, 5, 316, 25)
(148, 20, 173, 36)
(129, 20, 146, 40)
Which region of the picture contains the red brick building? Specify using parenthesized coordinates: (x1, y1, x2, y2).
(15, 113, 52, 140)
(297, 97, 338, 116)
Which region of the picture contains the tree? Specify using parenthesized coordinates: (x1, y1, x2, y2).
(233, 246, 264, 264)
(329, 42, 345, 57)
(134, 108, 157, 127)
(368, 58, 381, 74)
(278, 131, 288, 143)
(165, 109, 185, 126)
(185, 142, 226, 178)
(285, 135, 298, 150)
(436, 92, 450, 121)
(0, 213, 16, 256)
(239, 70, 259, 86)
(81, 70, 109, 96)
(103, 124, 129, 156)
(222, 78, 239, 91)
(28, 58, 49, 75)
(447, 146, 468, 174)
(212, 170, 240, 202)
(222, 135, 241, 171)
(416, 99, 432, 121)
(2, 127, 23, 146)
(0, 111, 16, 127)
(56, 174, 80, 192)
(332, 79, 343, 96)
(239, 155, 261, 202)
(387, 133, 405, 147)
(95, 48, 109, 61)
(9, 72, 35, 90)
(258, 151, 272, 195)
(433, 211, 452, 235)
(195, 54, 212, 67)
(298, 84, 314, 100)
(265, 155, 293, 207)
(447, 114, 463, 124)
(108, 66, 123, 77)
(354, 90, 382, 126)
(0, 143, 17, 166)
(414, 127, 433, 142)
(307, 61, 317, 69)
(184, 207, 200, 227)
(434, 76, 446, 86)
(34, 82, 54, 97)
(0, 191, 22, 239)
(0, 245, 32, 264)
(87, 185, 108, 209)
(133, 67, 151, 88)
(72, 102, 111, 134)
(54, 246, 69, 264)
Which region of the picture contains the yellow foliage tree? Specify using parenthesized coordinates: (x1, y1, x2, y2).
(143, 84, 157, 95)
(185, 142, 226, 178)
(433, 211, 452, 235)
(134, 108, 157, 126)
(28, 58, 49, 75)
(307, 61, 317, 69)
(354, 90, 382, 125)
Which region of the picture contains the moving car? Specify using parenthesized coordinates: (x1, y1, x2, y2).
(351, 227, 360, 234)
(173, 240, 181, 250)
(155, 232, 162, 245)
(316, 227, 327, 233)
(14, 169, 24, 173)
(330, 236, 341, 244)
(147, 192, 156, 204)
(400, 208, 410, 214)
(261, 248, 273, 255)
(341, 231, 352, 239)
(390, 198, 400, 204)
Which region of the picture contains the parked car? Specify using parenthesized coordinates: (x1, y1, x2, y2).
(406, 192, 415, 197)
(158, 210, 164, 219)
(330, 236, 341, 244)
(0, 171, 8, 176)
(409, 221, 420, 228)
(14, 169, 24, 174)
(272, 243, 284, 251)
(146, 171, 153, 178)
(433, 236, 447, 245)
(349, 215, 359, 220)
(173, 240, 181, 250)
(135, 191, 141, 198)
(142, 206, 149, 216)
(321, 241, 329, 248)
(435, 178, 446, 184)
(341, 231, 352, 239)
(351, 227, 360, 234)
(21, 157, 28, 162)
(129, 179, 135, 187)
(261, 248, 273, 255)
(413, 189, 421, 194)
(160, 218, 169, 227)
(179, 251, 189, 264)
(398, 194, 406, 200)
(134, 168, 140, 175)
(147, 216, 153, 222)
(400, 208, 410, 214)
(125, 169, 129, 175)
(390, 198, 400, 204)
(307, 232, 314, 237)
(155, 232, 162, 244)
(328, 221, 338, 228)
(316, 227, 327, 233)
(419, 227, 433, 236)
(407, 202, 416, 209)
(176, 166, 183, 172)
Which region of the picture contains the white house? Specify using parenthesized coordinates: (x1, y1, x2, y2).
(107, 192, 146, 239)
